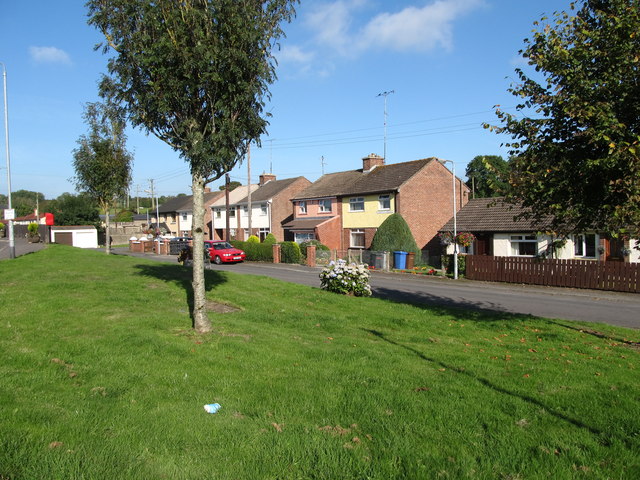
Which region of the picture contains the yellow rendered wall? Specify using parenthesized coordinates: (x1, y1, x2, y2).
(341, 194, 395, 228)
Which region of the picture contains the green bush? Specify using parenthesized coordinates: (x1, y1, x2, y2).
(280, 241, 302, 264)
(28, 222, 39, 236)
(247, 235, 260, 243)
(441, 254, 466, 276)
(300, 239, 329, 252)
(263, 233, 277, 245)
(115, 209, 134, 222)
(231, 240, 273, 262)
(370, 213, 421, 258)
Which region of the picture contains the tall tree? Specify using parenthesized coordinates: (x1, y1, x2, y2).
(487, 0, 640, 239)
(47, 193, 101, 227)
(87, 0, 298, 333)
(465, 155, 509, 198)
(72, 101, 133, 254)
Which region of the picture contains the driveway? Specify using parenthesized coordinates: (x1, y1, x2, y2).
(110, 247, 640, 330)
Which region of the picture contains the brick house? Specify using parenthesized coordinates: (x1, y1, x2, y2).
(440, 197, 640, 263)
(210, 174, 309, 241)
(232, 174, 311, 241)
(284, 153, 469, 257)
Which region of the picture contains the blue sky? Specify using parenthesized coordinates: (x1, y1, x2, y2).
(0, 0, 566, 201)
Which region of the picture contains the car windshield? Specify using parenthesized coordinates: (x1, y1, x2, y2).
(213, 242, 233, 250)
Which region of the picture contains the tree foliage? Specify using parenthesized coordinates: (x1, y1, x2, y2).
(465, 155, 510, 198)
(488, 0, 640, 238)
(72, 101, 133, 254)
(87, 0, 298, 332)
(219, 181, 242, 192)
(370, 213, 421, 257)
(47, 193, 101, 227)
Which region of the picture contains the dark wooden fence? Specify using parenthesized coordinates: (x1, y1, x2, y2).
(466, 255, 639, 293)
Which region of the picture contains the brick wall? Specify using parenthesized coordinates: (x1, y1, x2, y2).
(397, 160, 469, 254)
(316, 216, 342, 250)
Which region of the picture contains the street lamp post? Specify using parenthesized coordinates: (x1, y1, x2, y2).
(1, 62, 15, 259)
(441, 160, 458, 279)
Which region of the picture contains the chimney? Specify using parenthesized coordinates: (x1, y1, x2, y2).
(362, 153, 384, 172)
(259, 173, 276, 186)
(204, 187, 211, 193)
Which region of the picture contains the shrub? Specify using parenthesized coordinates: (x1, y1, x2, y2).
(319, 260, 372, 297)
(441, 254, 466, 276)
(263, 233, 277, 245)
(247, 235, 260, 243)
(231, 240, 272, 262)
(0, 222, 5, 230)
(115, 209, 134, 222)
(28, 222, 39, 236)
(370, 213, 421, 257)
(300, 239, 329, 251)
(280, 241, 302, 264)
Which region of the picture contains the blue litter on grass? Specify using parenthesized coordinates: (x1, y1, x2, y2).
(204, 403, 221, 414)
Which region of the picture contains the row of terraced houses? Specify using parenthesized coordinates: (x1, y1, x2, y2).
(153, 152, 639, 264)
(153, 153, 469, 260)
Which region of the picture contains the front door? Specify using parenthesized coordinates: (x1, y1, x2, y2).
(605, 237, 625, 262)
(474, 233, 492, 255)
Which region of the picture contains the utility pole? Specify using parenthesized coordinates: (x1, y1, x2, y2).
(1, 62, 15, 259)
(247, 142, 252, 239)
(136, 185, 140, 214)
(376, 90, 394, 161)
(225, 173, 230, 242)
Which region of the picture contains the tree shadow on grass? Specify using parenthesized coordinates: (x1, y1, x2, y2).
(372, 285, 540, 327)
(363, 328, 615, 444)
(134, 263, 228, 328)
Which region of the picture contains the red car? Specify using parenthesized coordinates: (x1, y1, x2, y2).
(204, 240, 246, 264)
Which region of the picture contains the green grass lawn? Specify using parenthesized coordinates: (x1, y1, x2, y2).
(1, 245, 639, 479)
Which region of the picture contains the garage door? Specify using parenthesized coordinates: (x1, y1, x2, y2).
(55, 232, 73, 246)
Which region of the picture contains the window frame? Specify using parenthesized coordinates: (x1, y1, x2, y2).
(574, 233, 597, 258)
(378, 194, 391, 211)
(298, 201, 307, 214)
(318, 199, 332, 213)
(509, 234, 538, 256)
(350, 228, 366, 249)
(349, 197, 365, 212)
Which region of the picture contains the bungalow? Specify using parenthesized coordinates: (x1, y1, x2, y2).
(439, 197, 640, 263)
(284, 153, 469, 257)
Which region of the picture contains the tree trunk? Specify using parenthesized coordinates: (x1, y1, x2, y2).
(191, 174, 211, 333)
(105, 203, 111, 255)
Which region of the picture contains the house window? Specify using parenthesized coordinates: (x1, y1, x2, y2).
(170, 214, 176, 223)
(349, 197, 364, 212)
(261, 203, 268, 215)
(244, 229, 250, 238)
(319, 199, 332, 213)
(574, 234, 597, 257)
(378, 194, 391, 211)
(510, 234, 538, 256)
(229, 209, 236, 218)
(242, 206, 248, 216)
(181, 213, 188, 221)
(295, 232, 315, 243)
(215, 209, 221, 219)
(259, 228, 270, 241)
(350, 229, 365, 248)
(299, 201, 307, 214)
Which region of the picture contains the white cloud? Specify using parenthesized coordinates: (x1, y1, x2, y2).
(29, 46, 72, 66)
(306, 0, 484, 55)
(277, 45, 315, 65)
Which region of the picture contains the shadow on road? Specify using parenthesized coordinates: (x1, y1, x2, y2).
(134, 263, 228, 327)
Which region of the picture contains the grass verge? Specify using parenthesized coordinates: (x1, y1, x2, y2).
(1, 245, 639, 479)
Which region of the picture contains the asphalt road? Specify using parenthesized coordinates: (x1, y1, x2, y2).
(3, 241, 639, 330)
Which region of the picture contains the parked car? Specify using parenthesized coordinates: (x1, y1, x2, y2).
(204, 240, 246, 264)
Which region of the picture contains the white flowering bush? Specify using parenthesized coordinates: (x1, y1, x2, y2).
(319, 259, 372, 297)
